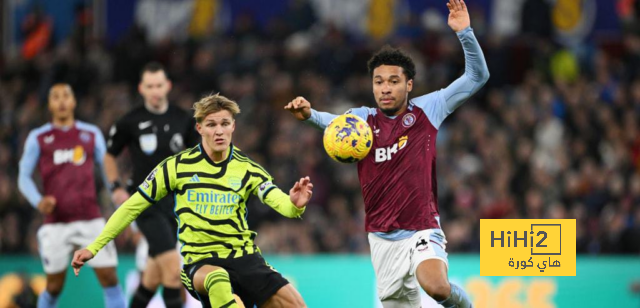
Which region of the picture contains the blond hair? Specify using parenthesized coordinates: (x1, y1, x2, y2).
(193, 93, 241, 123)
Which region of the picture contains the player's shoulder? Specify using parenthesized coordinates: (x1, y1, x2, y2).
(178, 145, 201, 159)
(28, 123, 53, 138)
(345, 106, 377, 120)
(231, 147, 270, 176)
(170, 145, 203, 167)
(153, 147, 194, 175)
(75, 120, 103, 135)
(170, 145, 198, 161)
(408, 91, 443, 110)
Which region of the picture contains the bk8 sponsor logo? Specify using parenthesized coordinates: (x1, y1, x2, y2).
(53, 146, 86, 166)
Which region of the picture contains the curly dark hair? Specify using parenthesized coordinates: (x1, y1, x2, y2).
(367, 46, 416, 81)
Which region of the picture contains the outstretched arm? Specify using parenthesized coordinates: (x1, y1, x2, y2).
(73, 160, 174, 276)
(285, 96, 338, 131)
(414, 0, 489, 129)
(72, 192, 152, 275)
(443, 0, 489, 110)
(258, 177, 313, 218)
(285, 97, 374, 131)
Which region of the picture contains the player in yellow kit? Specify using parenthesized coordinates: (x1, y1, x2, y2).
(72, 93, 313, 308)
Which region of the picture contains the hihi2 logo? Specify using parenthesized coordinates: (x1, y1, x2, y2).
(480, 220, 575, 276)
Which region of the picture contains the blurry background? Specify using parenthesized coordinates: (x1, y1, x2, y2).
(1, 0, 639, 307)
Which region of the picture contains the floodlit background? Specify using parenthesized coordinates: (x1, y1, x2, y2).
(0, 0, 639, 307)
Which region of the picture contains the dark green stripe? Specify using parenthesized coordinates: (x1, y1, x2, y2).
(235, 205, 246, 231)
(220, 299, 237, 308)
(178, 222, 243, 240)
(262, 186, 276, 200)
(180, 250, 215, 256)
(175, 183, 233, 194)
(204, 278, 230, 289)
(175, 208, 242, 232)
(205, 271, 229, 281)
(163, 163, 171, 192)
(183, 240, 233, 248)
(136, 188, 155, 203)
(177, 171, 227, 179)
(150, 177, 157, 199)
(181, 247, 236, 259)
(240, 241, 248, 256)
(206, 271, 228, 279)
(232, 153, 270, 176)
(179, 156, 204, 164)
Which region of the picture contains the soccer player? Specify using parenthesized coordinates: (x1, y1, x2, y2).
(18, 83, 126, 308)
(104, 62, 198, 307)
(285, 1, 488, 307)
(72, 94, 313, 308)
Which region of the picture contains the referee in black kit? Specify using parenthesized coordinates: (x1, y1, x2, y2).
(104, 62, 199, 308)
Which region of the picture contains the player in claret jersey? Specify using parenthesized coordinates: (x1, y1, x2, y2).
(18, 83, 126, 308)
(285, 1, 488, 307)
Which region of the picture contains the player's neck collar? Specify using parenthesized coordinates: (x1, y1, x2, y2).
(51, 120, 75, 131)
(199, 143, 234, 167)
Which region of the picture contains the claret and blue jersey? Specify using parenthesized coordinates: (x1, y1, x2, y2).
(18, 121, 108, 224)
(304, 27, 489, 240)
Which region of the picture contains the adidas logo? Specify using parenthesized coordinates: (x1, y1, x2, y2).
(190, 174, 200, 182)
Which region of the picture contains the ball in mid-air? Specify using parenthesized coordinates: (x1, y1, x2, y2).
(323, 114, 373, 163)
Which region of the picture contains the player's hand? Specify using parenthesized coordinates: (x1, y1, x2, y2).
(289, 176, 314, 208)
(284, 96, 312, 121)
(446, 0, 470, 33)
(111, 188, 130, 206)
(37, 196, 57, 215)
(71, 249, 94, 276)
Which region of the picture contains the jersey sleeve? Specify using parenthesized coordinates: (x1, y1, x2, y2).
(86, 192, 153, 256)
(413, 27, 489, 129)
(250, 165, 305, 218)
(303, 109, 338, 131)
(18, 131, 42, 208)
(344, 106, 374, 122)
(93, 127, 107, 165)
(136, 156, 176, 203)
(107, 117, 131, 156)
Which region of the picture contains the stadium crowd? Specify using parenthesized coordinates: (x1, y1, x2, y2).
(1, 0, 640, 256)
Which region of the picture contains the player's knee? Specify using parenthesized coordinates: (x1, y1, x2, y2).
(96, 268, 119, 287)
(423, 280, 451, 302)
(142, 273, 162, 290)
(163, 268, 182, 286)
(46, 281, 64, 296)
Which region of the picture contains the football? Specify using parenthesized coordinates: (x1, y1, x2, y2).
(323, 114, 373, 163)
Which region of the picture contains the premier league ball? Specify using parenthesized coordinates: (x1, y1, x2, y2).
(323, 114, 373, 163)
